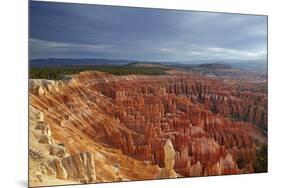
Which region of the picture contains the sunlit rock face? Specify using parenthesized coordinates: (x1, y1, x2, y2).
(159, 139, 177, 178)
(29, 107, 98, 186)
(29, 70, 267, 183)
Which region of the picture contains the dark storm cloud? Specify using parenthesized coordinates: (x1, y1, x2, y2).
(29, 1, 267, 61)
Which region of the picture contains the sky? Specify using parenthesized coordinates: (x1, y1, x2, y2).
(29, 1, 267, 62)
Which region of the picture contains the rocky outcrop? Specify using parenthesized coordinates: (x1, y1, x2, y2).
(49, 144, 68, 158)
(159, 139, 177, 178)
(51, 152, 97, 183)
(50, 159, 68, 180)
(35, 121, 54, 144)
(29, 108, 97, 185)
(29, 104, 161, 187)
(219, 153, 239, 174)
(190, 161, 203, 177)
(34, 118, 97, 183)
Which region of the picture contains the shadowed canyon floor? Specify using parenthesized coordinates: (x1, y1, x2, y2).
(29, 69, 267, 187)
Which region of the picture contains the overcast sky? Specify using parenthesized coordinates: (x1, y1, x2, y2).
(29, 1, 267, 62)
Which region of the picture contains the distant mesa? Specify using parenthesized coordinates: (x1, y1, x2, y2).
(195, 63, 233, 69)
(127, 62, 170, 68)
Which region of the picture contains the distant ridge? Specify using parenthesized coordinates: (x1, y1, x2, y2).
(196, 63, 233, 69)
(127, 62, 170, 68)
(30, 58, 266, 73)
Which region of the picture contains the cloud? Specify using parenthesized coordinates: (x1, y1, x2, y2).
(184, 47, 266, 60)
(187, 51, 204, 56)
(206, 47, 266, 59)
(29, 38, 117, 59)
(30, 1, 267, 62)
(159, 48, 175, 53)
(30, 38, 113, 51)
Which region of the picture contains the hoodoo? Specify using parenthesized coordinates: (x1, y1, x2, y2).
(159, 139, 177, 178)
(29, 70, 267, 186)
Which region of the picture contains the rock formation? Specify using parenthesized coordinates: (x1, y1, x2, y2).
(29, 107, 98, 185)
(29, 105, 160, 187)
(58, 152, 96, 183)
(50, 159, 68, 180)
(159, 139, 177, 178)
(29, 70, 267, 186)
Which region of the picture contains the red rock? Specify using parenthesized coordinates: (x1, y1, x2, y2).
(30, 71, 267, 178)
